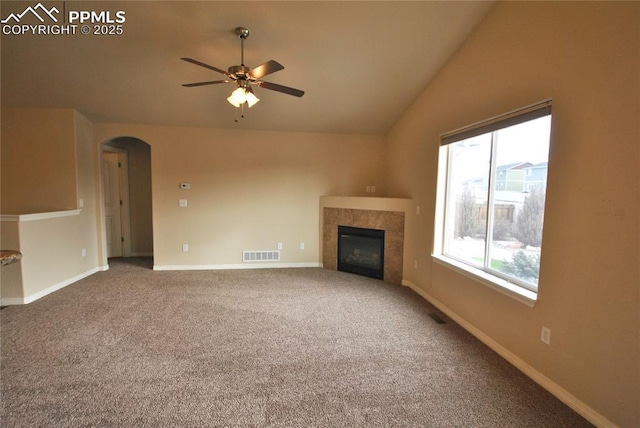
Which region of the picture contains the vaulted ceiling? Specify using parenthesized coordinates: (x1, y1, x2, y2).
(1, 1, 494, 135)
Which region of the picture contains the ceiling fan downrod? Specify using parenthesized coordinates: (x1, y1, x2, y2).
(235, 27, 250, 66)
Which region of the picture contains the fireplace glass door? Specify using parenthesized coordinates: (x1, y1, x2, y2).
(337, 226, 384, 279)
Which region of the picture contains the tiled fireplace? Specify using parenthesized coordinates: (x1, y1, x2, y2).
(323, 207, 405, 284)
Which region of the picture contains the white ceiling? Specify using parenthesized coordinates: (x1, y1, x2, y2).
(1, 1, 494, 135)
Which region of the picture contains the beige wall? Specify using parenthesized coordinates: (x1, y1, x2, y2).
(127, 140, 153, 256)
(94, 124, 386, 268)
(15, 212, 96, 300)
(386, 2, 639, 427)
(1, 108, 78, 214)
(73, 111, 101, 270)
(0, 108, 102, 302)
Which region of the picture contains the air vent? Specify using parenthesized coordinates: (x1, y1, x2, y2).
(428, 313, 447, 324)
(243, 250, 280, 262)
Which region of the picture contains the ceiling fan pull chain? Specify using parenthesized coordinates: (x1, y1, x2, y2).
(234, 103, 246, 123)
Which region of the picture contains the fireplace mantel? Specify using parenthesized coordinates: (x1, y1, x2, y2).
(320, 196, 414, 285)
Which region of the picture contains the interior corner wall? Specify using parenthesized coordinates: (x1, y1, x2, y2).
(125, 142, 153, 256)
(1, 108, 78, 214)
(385, 2, 639, 427)
(74, 110, 101, 270)
(93, 123, 386, 269)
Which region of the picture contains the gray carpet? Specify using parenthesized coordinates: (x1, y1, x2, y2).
(1, 258, 591, 427)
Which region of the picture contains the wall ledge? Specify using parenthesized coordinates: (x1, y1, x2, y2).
(321, 195, 412, 200)
(320, 195, 413, 210)
(402, 279, 618, 428)
(1, 209, 81, 222)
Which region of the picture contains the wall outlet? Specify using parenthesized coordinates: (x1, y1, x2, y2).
(79, 198, 85, 208)
(299, 242, 305, 250)
(541, 326, 551, 345)
(413, 260, 418, 269)
(416, 205, 420, 215)
(277, 242, 283, 250)
(81, 248, 87, 257)
(182, 244, 189, 252)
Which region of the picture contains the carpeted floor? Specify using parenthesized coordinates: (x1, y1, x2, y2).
(1, 258, 592, 427)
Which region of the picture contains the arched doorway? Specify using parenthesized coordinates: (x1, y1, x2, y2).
(101, 137, 153, 261)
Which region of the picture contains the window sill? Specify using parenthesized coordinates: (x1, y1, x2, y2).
(432, 254, 537, 308)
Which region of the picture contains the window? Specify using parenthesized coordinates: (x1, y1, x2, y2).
(433, 101, 552, 302)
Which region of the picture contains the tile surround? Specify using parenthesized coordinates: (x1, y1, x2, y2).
(323, 207, 405, 285)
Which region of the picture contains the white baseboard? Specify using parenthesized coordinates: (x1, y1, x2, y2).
(402, 279, 617, 428)
(3, 267, 102, 306)
(153, 262, 321, 271)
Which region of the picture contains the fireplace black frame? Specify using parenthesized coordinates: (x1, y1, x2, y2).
(337, 225, 385, 280)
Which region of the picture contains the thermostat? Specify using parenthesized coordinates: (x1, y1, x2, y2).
(180, 182, 191, 190)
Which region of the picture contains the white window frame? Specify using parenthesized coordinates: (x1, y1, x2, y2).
(432, 100, 552, 307)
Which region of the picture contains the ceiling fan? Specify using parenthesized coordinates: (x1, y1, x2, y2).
(181, 27, 304, 116)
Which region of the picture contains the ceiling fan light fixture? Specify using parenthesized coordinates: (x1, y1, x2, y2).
(227, 87, 247, 107)
(245, 88, 260, 108)
(227, 86, 260, 108)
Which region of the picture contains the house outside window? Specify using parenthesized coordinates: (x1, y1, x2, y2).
(433, 101, 552, 301)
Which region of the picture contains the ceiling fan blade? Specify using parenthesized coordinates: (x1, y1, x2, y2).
(181, 57, 229, 76)
(182, 80, 230, 87)
(257, 81, 305, 97)
(248, 60, 284, 79)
